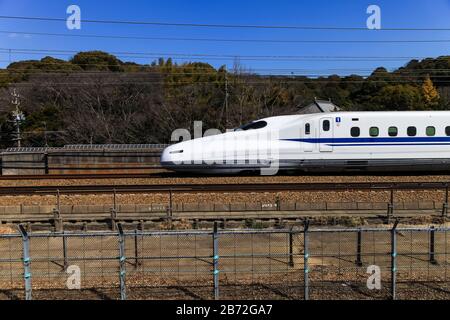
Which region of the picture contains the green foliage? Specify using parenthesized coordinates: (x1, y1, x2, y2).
(8, 56, 82, 73)
(21, 104, 64, 147)
(70, 51, 124, 71)
(0, 52, 449, 147)
(369, 85, 424, 110)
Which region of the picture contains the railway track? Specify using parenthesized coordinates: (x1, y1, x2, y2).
(4, 169, 450, 181)
(0, 172, 173, 180)
(1, 181, 450, 195)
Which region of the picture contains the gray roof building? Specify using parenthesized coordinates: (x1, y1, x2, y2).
(298, 98, 341, 114)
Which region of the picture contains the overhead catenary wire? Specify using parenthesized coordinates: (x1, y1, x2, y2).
(2, 66, 450, 78)
(1, 55, 419, 63)
(1, 47, 448, 61)
(2, 61, 449, 78)
(1, 48, 441, 62)
(2, 61, 450, 76)
(0, 48, 448, 76)
(0, 55, 426, 64)
(2, 30, 450, 44)
(3, 70, 450, 78)
(6, 80, 450, 88)
(1, 15, 450, 31)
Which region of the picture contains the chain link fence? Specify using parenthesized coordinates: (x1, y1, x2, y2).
(0, 224, 448, 300)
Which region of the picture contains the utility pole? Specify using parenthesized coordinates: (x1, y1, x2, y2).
(225, 69, 229, 127)
(43, 121, 48, 148)
(10, 89, 25, 147)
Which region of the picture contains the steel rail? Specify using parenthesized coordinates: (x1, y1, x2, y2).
(0, 172, 172, 180)
(0, 181, 449, 195)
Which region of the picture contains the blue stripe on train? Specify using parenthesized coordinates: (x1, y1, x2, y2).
(328, 143, 450, 146)
(282, 137, 450, 145)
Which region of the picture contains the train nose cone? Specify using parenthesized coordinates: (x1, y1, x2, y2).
(160, 143, 187, 169)
(160, 147, 171, 167)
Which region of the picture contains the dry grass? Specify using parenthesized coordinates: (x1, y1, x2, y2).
(0, 225, 17, 234)
(0, 189, 446, 206)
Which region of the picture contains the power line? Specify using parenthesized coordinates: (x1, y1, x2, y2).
(0, 49, 448, 76)
(0, 58, 434, 71)
(6, 79, 450, 87)
(3, 66, 450, 78)
(2, 47, 438, 60)
(3, 68, 450, 77)
(0, 53, 419, 63)
(1, 57, 450, 73)
(2, 30, 450, 44)
(1, 15, 450, 31)
(2, 65, 450, 77)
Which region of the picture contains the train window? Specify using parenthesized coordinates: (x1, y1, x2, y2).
(446, 126, 450, 136)
(426, 126, 436, 136)
(407, 126, 417, 137)
(351, 127, 360, 137)
(236, 121, 267, 131)
(388, 127, 398, 137)
(369, 127, 379, 137)
(322, 120, 330, 132)
(305, 123, 311, 135)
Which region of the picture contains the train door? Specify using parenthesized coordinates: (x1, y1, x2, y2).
(303, 122, 313, 152)
(319, 118, 333, 152)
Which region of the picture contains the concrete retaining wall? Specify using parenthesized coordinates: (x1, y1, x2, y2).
(1, 152, 46, 175)
(1, 148, 163, 175)
(0, 201, 441, 215)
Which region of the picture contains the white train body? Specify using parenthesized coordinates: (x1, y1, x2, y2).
(161, 111, 450, 174)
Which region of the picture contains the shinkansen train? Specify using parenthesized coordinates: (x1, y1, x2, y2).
(160, 111, 450, 174)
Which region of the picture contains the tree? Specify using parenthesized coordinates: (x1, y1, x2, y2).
(422, 75, 440, 108)
(70, 51, 124, 72)
(2, 51, 450, 147)
(370, 85, 424, 111)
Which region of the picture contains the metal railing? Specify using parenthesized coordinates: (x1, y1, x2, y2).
(63, 144, 169, 150)
(4, 144, 169, 153)
(0, 224, 448, 300)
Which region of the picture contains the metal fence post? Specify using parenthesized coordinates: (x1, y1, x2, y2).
(429, 226, 437, 265)
(63, 231, 68, 271)
(289, 226, 294, 267)
(213, 222, 219, 300)
(134, 229, 140, 269)
(387, 189, 394, 222)
(56, 189, 60, 212)
(442, 186, 448, 217)
(355, 229, 363, 267)
(53, 208, 63, 232)
(52, 189, 63, 231)
(303, 220, 310, 300)
(117, 224, 127, 300)
(391, 220, 399, 300)
(110, 189, 117, 231)
(169, 189, 173, 217)
(18, 224, 32, 300)
(44, 152, 49, 175)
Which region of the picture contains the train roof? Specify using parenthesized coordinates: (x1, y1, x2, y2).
(280, 110, 450, 120)
(253, 111, 450, 129)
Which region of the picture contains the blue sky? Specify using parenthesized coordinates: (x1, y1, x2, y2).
(0, 0, 449, 75)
